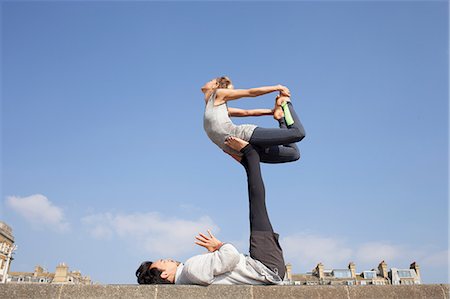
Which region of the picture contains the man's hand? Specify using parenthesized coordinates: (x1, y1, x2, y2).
(195, 229, 223, 252)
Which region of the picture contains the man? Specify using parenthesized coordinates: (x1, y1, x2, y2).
(136, 137, 286, 285)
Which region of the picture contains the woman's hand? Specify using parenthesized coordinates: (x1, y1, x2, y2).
(195, 229, 223, 252)
(278, 85, 291, 97)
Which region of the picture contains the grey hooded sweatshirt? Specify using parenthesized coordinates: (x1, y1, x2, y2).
(174, 243, 283, 285)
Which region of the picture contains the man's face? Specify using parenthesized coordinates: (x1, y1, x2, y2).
(150, 259, 179, 283)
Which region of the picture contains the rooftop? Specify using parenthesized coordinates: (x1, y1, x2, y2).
(0, 221, 14, 242)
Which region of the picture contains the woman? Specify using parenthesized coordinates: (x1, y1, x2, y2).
(202, 76, 306, 163)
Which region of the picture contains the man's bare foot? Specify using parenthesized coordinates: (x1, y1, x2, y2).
(224, 136, 249, 152)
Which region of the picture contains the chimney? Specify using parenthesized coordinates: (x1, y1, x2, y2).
(348, 262, 356, 278)
(34, 265, 44, 277)
(285, 263, 292, 281)
(314, 263, 324, 279)
(378, 260, 388, 279)
(52, 263, 69, 283)
(410, 262, 421, 282)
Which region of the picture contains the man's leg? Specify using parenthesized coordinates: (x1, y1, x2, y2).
(225, 137, 286, 279)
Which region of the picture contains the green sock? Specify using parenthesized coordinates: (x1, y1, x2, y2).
(281, 101, 294, 126)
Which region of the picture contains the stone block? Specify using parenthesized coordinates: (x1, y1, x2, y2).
(1, 283, 449, 299)
(0, 284, 62, 299)
(347, 284, 448, 299)
(157, 285, 252, 299)
(59, 285, 157, 299)
(253, 285, 349, 299)
(441, 284, 449, 299)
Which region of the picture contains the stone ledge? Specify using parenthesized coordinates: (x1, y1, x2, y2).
(0, 284, 448, 299)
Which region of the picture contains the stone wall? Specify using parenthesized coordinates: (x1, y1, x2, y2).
(0, 284, 448, 299)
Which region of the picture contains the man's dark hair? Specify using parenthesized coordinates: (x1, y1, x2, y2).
(135, 261, 172, 284)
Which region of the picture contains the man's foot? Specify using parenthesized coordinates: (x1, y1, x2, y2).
(224, 136, 249, 152)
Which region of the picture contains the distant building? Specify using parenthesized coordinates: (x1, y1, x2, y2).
(0, 221, 17, 283)
(286, 260, 421, 285)
(7, 263, 91, 285)
(390, 262, 421, 285)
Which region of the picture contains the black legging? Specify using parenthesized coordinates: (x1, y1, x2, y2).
(249, 102, 306, 164)
(240, 144, 273, 231)
(240, 144, 286, 278)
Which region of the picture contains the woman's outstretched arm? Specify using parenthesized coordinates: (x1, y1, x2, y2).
(228, 107, 274, 117)
(215, 85, 290, 104)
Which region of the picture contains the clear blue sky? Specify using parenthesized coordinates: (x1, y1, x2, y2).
(1, 1, 448, 284)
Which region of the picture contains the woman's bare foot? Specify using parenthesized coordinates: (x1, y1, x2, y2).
(274, 94, 292, 120)
(278, 94, 291, 103)
(273, 95, 284, 120)
(224, 136, 249, 152)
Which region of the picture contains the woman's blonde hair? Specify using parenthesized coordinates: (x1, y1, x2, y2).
(215, 76, 233, 89)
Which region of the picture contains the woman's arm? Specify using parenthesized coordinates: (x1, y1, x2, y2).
(228, 107, 274, 117)
(215, 85, 290, 104)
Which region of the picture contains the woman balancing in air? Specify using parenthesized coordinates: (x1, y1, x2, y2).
(202, 76, 305, 163)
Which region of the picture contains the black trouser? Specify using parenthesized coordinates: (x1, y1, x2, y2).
(249, 102, 306, 164)
(240, 144, 286, 279)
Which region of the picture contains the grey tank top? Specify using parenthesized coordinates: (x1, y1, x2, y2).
(203, 90, 257, 155)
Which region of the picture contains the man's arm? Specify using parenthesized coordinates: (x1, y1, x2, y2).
(228, 107, 274, 117)
(183, 244, 241, 285)
(181, 230, 240, 285)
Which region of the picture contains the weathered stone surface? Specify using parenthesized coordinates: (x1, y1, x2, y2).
(60, 285, 157, 299)
(0, 283, 449, 299)
(253, 285, 349, 299)
(0, 284, 62, 299)
(157, 285, 252, 299)
(440, 284, 449, 299)
(347, 284, 448, 299)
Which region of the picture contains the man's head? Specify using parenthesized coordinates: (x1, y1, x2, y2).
(136, 259, 179, 284)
